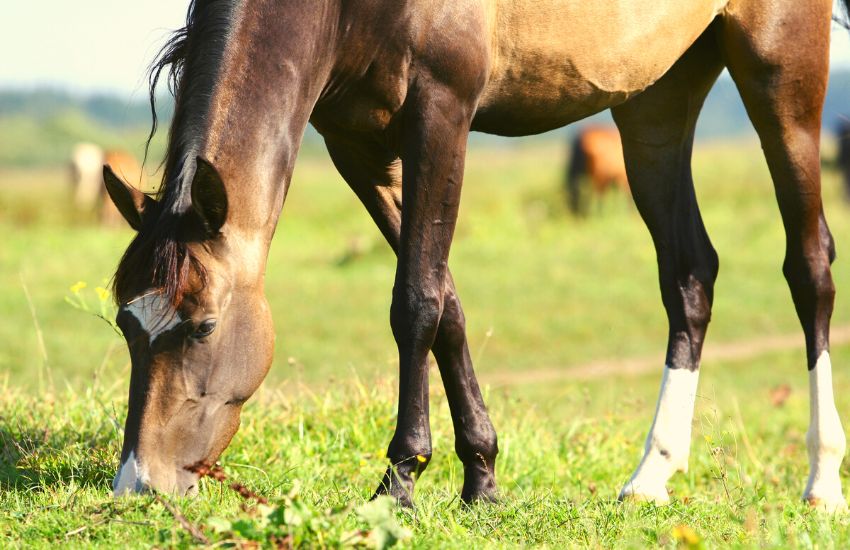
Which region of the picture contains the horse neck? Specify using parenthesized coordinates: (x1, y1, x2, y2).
(165, 1, 341, 249)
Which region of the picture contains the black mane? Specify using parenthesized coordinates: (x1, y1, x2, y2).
(146, 0, 239, 206)
(114, 0, 239, 305)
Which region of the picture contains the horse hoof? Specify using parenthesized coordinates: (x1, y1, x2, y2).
(372, 470, 415, 508)
(461, 488, 499, 505)
(372, 488, 415, 508)
(618, 483, 670, 505)
(461, 476, 499, 504)
(805, 494, 848, 513)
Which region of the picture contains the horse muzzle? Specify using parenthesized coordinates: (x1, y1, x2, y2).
(112, 450, 200, 497)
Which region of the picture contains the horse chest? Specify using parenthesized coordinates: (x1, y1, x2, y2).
(314, 50, 411, 134)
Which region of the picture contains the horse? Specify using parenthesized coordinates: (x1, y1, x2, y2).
(565, 126, 629, 215)
(836, 119, 850, 202)
(104, 0, 848, 511)
(70, 144, 142, 225)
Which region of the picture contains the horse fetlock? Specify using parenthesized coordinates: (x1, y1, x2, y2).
(623, 365, 697, 503)
(385, 444, 432, 479)
(457, 426, 498, 463)
(807, 422, 847, 459)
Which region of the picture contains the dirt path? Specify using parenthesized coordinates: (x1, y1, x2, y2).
(481, 324, 850, 387)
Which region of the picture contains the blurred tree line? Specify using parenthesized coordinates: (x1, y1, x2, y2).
(1, 69, 849, 169)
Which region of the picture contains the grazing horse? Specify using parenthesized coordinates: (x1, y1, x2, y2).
(105, 0, 848, 510)
(565, 126, 629, 215)
(70, 144, 142, 225)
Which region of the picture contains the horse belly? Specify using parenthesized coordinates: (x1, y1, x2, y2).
(472, 0, 728, 136)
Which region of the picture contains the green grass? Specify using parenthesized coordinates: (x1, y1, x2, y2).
(4, 344, 850, 547)
(3, 140, 850, 547)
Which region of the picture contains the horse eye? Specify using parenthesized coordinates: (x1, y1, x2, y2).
(193, 319, 217, 339)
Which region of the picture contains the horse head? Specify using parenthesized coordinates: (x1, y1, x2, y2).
(105, 158, 274, 496)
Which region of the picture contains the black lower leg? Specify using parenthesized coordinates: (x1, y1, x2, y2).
(431, 282, 498, 502)
(371, 282, 441, 506)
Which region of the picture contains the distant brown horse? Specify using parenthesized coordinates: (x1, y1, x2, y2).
(104, 0, 848, 511)
(566, 126, 629, 214)
(70, 144, 142, 225)
(836, 119, 850, 201)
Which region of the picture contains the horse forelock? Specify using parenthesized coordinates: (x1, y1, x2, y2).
(112, 212, 209, 308)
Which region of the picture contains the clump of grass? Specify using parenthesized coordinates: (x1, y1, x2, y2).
(182, 461, 410, 548)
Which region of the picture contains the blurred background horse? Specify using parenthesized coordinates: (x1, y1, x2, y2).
(836, 119, 850, 202)
(565, 126, 629, 215)
(70, 143, 142, 225)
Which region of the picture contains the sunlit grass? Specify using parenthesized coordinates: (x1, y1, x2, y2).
(3, 342, 850, 547)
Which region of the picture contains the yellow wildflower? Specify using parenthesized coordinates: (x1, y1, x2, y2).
(95, 287, 110, 302)
(70, 281, 87, 294)
(671, 524, 701, 548)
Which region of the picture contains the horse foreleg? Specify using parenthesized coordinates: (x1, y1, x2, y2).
(373, 81, 478, 507)
(322, 133, 498, 503)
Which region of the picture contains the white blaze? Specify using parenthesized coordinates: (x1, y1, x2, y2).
(803, 351, 847, 511)
(113, 292, 179, 497)
(124, 291, 182, 341)
(112, 450, 149, 496)
(620, 365, 699, 504)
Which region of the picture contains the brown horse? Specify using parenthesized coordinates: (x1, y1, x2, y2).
(104, 0, 848, 510)
(566, 126, 629, 215)
(836, 119, 850, 201)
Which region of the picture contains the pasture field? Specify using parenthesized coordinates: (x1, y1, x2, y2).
(3, 139, 850, 547)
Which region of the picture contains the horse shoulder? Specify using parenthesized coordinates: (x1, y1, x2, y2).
(314, 2, 490, 133)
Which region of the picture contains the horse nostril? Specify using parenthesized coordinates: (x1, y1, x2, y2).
(200, 392, 207, 398)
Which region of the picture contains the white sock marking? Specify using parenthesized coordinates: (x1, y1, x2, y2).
(112, 450, 149, 496)
(804, 351, 847, 511)
(123, 291, 181, 342)
(620, 365, 699, 503)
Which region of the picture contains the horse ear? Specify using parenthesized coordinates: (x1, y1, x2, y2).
(190, 157, 228, 235)
(103, 165, 157, 231)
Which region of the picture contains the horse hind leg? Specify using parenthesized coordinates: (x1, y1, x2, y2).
(719, 0, 845, 511)
(611, 29, 724, 504)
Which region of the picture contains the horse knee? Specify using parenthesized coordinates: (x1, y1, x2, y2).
(390, 285, 443, 346)
(783, 252, 835, 311)
(435, 290, 467, 350)
(820, 216, 836, 265)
